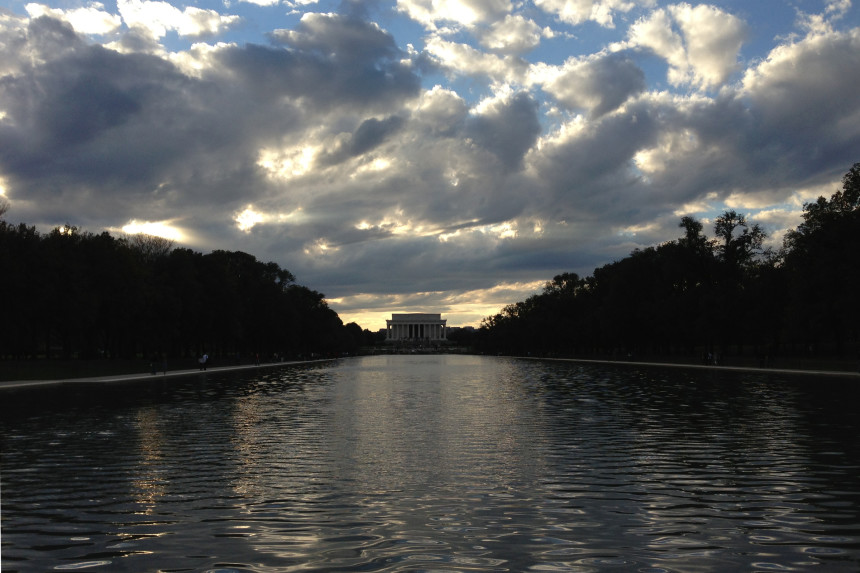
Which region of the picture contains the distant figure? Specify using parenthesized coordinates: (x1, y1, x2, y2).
(199, 353, 208, 371)
(162, 357, 168, 375)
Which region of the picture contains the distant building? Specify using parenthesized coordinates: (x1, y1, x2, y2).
(386, 313, 447, 342)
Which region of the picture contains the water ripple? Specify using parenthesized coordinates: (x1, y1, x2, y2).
(2, 356, 859, 572)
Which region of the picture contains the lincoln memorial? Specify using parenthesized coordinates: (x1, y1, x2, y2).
(386, 313, 447, 341)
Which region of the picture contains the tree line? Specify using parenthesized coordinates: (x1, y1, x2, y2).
(475, 162, 860, 364)
(0, 216, 368, 362)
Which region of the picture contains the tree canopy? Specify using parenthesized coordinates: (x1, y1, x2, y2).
(476, 161, 860, 362)
(0, 222, 361, 361)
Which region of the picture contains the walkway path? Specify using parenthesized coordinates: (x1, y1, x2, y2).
(0, 359, 336, 391)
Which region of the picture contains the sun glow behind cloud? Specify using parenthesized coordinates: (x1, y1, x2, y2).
(121, 220, 184, 241)
(258, 146, 318, 180)
(235, 205, 306, 232)
(330, 278, 548, 328)
(236, 206, 264, 232)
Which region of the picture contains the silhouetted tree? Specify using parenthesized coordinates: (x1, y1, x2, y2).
(477, 163, 860, 363)
(783, 162, 860, 355)
(0, 221, 358, 363)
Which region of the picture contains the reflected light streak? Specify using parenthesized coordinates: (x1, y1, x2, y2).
(132, 408, 168, 515)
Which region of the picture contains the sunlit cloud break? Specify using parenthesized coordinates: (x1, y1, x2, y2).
(121, 220, 184, 242)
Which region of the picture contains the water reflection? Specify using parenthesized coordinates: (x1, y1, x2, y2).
(1, 356, 859, 572)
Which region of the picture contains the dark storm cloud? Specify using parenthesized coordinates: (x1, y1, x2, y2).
(272, 12, 397, 64)
(0, 12, 422, 228)
(527, 108, 658, 223)
(0, 17, 203, 192)
(265, 13, 420, 110)
(466, 92, 541, 171)
(215, 42, 418, 112)
(317, 115, 405, 166)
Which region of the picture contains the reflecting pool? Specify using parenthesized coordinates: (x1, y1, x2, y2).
(2, 355, 859, 572)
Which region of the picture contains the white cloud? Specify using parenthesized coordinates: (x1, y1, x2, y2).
(26, 2, 122, 35)
(634, 128, 700, 174)
(117, 0, 239, 39)
(535, 0, 653, 28)
(240, 0, 283, 6)
(168, 42, 234, 77)
(627, 3, 747, 90)
(479, 14, 543, 54)
(741, 26, 860, 145)
(424, 35, 528, 83)
(396, 0, 512, 29)
(797, 0, 852, 34)
(414, 85, 469, 134)
(668, 3, 747, 87)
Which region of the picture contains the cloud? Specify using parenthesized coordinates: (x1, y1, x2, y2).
(533, 52, 646, 116)
(317, 115, 406, 167)
(0, 12, 422, 227)
(2, 1, 860, 329)
(116, 0, 240, 39)
(413, 85, 469, 136)
(264, 14, 421, 110)
(272, 12, 398, 64)
(396, 0, 512, 29)
(479, 14, 543, 54)
(796, 0, 852, 34)
(535, 0, 655, 28)
(466, 90, 542, 171)
(25, 2, 122, 35)
(424, 35, 529, 83)
(626, 3, 747, 90)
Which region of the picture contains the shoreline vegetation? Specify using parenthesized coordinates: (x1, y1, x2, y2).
(2, 161, 858, 378)
(0, 207, 381, 368)
(472, 162, 860, 366)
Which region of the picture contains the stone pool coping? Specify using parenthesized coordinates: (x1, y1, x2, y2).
(2, 355, 857, 391)
(523, 356, 860, 378)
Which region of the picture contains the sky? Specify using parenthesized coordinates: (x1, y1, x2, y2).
(1, 0, 859, 330)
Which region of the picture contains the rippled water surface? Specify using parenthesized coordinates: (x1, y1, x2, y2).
(2, 355, 860, 572)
